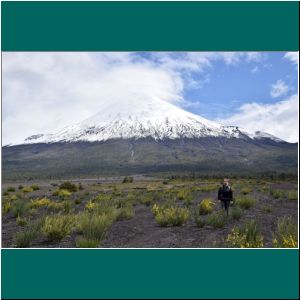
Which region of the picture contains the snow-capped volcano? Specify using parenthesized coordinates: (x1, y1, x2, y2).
(21, 98, 283, 144)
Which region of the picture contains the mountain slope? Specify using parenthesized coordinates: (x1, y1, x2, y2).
(17, 98, 282, 144)
(3, 98, 296, 180)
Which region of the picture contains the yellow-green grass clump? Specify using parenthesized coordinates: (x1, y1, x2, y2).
(30, 184, 40, 191)
(42, 214, 76, 241)
(22, 187, 33, 193)
(77, 212, 116, 244)
(235, 195, 256, 209)
(152, 204, 190, 227)
(198, 198, 214, 215)
(230, 206, 243, 220)
(273, 217, 297, 248)
(270, 189, 285, 199)
(207, 211, 227, 229)
(240, 187, 252, 195)
(226, 221, 264, 248)
(30, 197, 52, 209)
(75, 237, 99, 248)
(116, 204, 135, 221)
(11, 200, 29, 217)
(287, 190, 298, 201)
(59, 181, 78, 192)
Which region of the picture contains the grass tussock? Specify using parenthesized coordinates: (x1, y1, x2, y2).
(235, 195, 256, 209)
(30, 198, 52, 209)
(287, 190, 298, 201)
(16, 216, 28, 226)
(116, 204, 135, 221)
(226, 220, 264, 248)
(152, 204, 190, 227)
(22, 187, 33, 193)
(273, 217, 297, 248)
(59, 181, 78, 192)
(207, 211, 227, 229)
(42, 214, 76, 241)
(230, 206, 243, 220)
(52, 189, 72, 198)
(2, 201, 11, 215)
(30, 184, 40, 191)
(75, 237, 99, 248)
(77, 212, 116, 243)
(11, 200, 29, 217)
(240, 187, 252, 195)
(198, 198, 214, 215)
(270, 189, 285, 199)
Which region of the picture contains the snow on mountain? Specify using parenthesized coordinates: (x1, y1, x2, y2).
(17, 98, 283, 145)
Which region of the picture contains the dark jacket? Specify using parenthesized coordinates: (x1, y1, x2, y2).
(218, 185, 233, 201)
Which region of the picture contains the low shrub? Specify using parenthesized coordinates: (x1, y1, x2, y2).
(287, 190, 298, 201)
(207, 212, 227, 229)
(240, 187, 252, 195)
(78, 183, 84, 190)
(195, 185, 216, 192)
(16, 216, 28, 226)
(85, 200, 96, 212)
(11, 200, 29, 217)
(42, 215, 76, 241)
(230, 206, 243, 220)
(75, 236, 99, 248)
(75, 199, 81, 205)
(15, 228, 37, 247)
(198, 198, 214, 215)
(273, 217, 297, 248)
(22, 187, 33, 193)
(63, 200, 72, 214)
(30, 184, 40, 191)
(77, 212, 116, 241)
(15, 219, 42, 247)
(10, 195, 18, 201)
(235, 196, 256, 209)
(270, 189, 285, 199)
(116, 204, 135, 220)
(261, 205, 272, 213)
(30, 197, 52, 209)
(7, 187, 16, 192)
(122, 176, 134, 183)
(52, 189, 72, 198)
(226, 221, 264, 248)
(59, 181, 77, 192)
(154, 205, 190, 227)
(2, 201, 11, 214)
(177, 189, 193, 205)
(194, 214, 206, 228)
(47, 201, 64, 212)
(18, 185, 24, 190)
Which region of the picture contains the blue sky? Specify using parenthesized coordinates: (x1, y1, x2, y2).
(2, 52, 299, 144)
(181, 52, 298, 120)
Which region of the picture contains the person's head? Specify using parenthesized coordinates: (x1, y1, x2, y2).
(223, 178, 230, 187)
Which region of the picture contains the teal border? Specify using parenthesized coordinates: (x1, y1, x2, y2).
(1, 249, 299, 299)
(1, 1, 299, 299)
(1, 1, 299, 51)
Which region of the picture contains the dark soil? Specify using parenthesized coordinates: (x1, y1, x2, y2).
(1, 179, 298, 248)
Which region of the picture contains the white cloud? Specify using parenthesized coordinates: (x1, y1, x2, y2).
(2, 52, 184, 144)
(270, 79, 289, 98)
(1, 52, 269, 145)
(218, 94, 299, 142)
(284, 52, 298, 67)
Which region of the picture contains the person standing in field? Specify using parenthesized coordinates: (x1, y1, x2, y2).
(218, 178, 233, 216)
